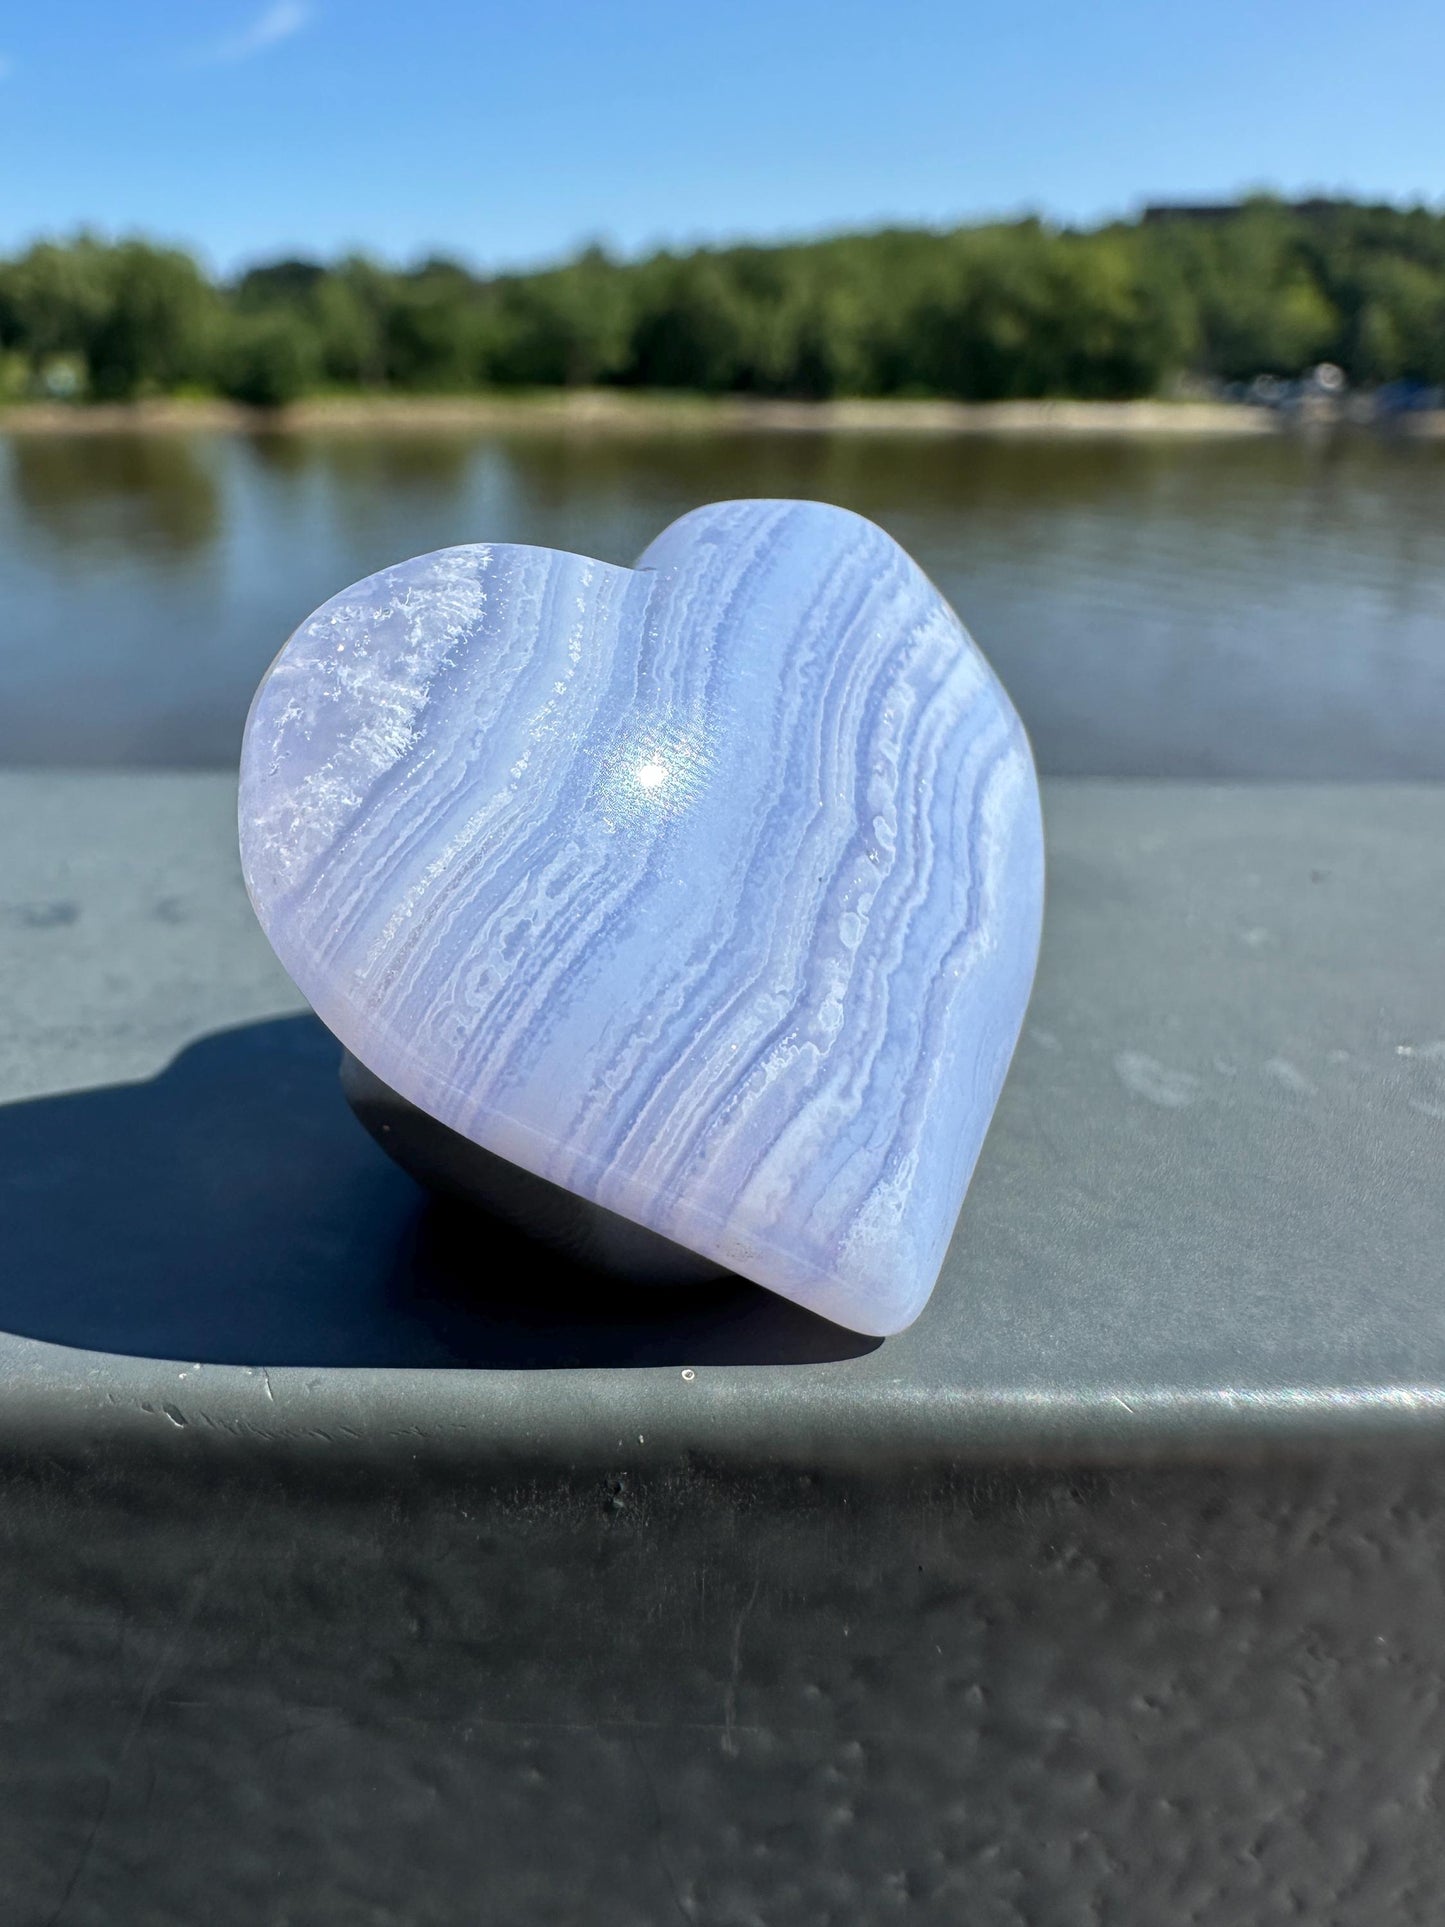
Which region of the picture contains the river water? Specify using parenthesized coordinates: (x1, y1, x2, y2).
(3, 427, 1443, 775)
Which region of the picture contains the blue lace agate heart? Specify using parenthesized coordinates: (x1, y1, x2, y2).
(239, 500, 1043, 1335)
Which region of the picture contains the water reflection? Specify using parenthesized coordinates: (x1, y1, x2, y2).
(7, 433, 220, 556)
(244, 428, 475, 495)
(1, 426, 1443, 774)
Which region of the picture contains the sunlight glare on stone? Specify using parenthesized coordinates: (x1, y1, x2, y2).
(591, 721, 712, 834)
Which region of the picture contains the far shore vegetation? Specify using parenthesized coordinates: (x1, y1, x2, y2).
(2, 197, 1443, 412)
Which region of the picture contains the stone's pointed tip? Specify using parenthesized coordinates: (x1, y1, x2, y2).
(239, 497, 1043, 1339)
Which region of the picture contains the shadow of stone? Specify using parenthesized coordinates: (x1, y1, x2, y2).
(0, 1014, 878, 1369)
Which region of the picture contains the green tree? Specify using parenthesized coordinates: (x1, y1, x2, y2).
(1144, 203, 1340, 380)
(86, 241, 219, 400)
(1348, 259, 1445, 384)
(622, 255, 752, 391)
(0, 235, 117, 369)
(4, 201, 1444, 407)
(484, 250, 635, 387)
(380, 272, 486, 390)
(215, 310, 319, 407)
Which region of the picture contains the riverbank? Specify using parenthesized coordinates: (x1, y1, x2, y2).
(1, 390, 1422, 438)
(5, 391, 1442, 438)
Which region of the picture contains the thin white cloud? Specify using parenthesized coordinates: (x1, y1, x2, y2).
(204, 2, 312, 64)
(0, 55, 14, 82)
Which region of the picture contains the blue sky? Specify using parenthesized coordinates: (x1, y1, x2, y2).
(1, 0, 1440, 274)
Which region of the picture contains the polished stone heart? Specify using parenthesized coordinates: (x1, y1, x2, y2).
(239, 499, 1043, 1335)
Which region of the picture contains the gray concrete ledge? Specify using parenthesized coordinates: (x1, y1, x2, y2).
(1, 774, 1442, 1470)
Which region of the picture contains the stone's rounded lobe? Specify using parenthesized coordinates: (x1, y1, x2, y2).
(238, 499, 1044, 1336)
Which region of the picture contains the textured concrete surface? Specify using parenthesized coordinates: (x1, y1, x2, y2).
(3, 1450, 1445, 1926)
(2, 775, 1444, 1923)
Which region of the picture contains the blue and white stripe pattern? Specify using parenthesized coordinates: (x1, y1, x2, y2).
(240, 500, 1043, 1334)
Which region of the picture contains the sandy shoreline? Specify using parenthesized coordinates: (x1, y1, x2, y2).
(2, 391, 1440, 438)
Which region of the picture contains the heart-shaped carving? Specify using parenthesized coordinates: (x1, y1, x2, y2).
(239, 499, 1043, 1335)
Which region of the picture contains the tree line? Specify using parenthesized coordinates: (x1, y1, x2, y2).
(1, 198, 1442, 409)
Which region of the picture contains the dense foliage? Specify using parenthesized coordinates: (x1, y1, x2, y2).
(2, 199, 1442, 406)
